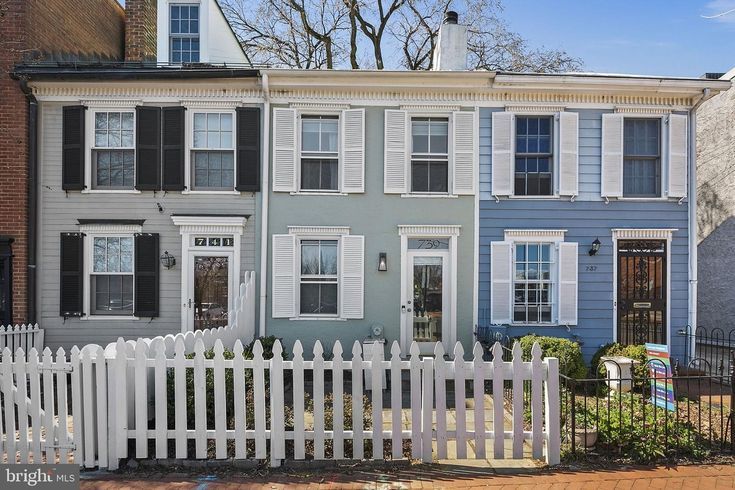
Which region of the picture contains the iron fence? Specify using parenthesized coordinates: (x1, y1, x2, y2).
(680, 325, 735, 383)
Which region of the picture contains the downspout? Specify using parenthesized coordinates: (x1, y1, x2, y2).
(19, 80, 38, 325)
(258, 73, 271, 338)
(687, 87, 712, 359)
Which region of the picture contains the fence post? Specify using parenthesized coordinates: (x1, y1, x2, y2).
(544, 357, 560, 465)
(421, 356, 434, 463)
(270, 340, 285, 467)
(730, 350, 734, 451)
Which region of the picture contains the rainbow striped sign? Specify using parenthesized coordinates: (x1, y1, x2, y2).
(645, 343, 676, 411)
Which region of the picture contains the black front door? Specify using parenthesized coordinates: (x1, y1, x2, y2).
(617, 240, 667, 345)
(0, 236, 13, 325)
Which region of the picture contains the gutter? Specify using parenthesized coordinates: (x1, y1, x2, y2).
(19, 80, 38, 324)
(258, 74, 271, 338)
(12, 66, 259, 81)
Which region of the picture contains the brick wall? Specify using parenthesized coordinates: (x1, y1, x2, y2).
(0, 0, 124, 324)
(125, 0, 158, 62)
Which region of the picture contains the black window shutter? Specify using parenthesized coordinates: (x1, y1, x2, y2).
(60, 233, 84, 317)
(135, 106, 161, 191)
(134, 233, 159, 317)
(236, 107, 261, 192)
(62, 106, 85, 190)
(161, 107, 186, 191)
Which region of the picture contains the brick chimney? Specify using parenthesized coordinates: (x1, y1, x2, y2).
(125, 0, 158, 62)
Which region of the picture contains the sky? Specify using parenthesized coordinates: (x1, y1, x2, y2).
(500, 0, 735, 77)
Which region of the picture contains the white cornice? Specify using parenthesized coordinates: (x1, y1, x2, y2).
(614, 106, 673, 115)
(287, 226, 351, 235)
(31, 83, 262, 102)
(398, 225, 461, 236)
(81, 99, 142, 108)
(171, 216, 248, 235)
(505, 105, 566, 114)
(504, 229, 567, 241)
(400, 104, 461, 112)
(78, 224, 142, 234)
(181, 99, 244, 108)
(612, 228, 677, 240)
(289, 102, 351, 111)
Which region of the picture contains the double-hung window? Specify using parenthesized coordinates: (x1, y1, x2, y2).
(192, 112, 235, 191)
(91, 236, 134, 316)
(623, 118, 661, 197)
(300, 115, 339, 191)
(513, 242, 553, 323)
(170, 4, 200, 63)
(411, 117, 449, 193)
(92, 111, 135, 190)
(515, 116, 553, 196)
(299, 239, 338, 315)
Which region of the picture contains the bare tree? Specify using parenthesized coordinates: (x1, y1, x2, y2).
(344, 0, 406, 70)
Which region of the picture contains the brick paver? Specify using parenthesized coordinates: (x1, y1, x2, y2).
(80, 463, 735, 489)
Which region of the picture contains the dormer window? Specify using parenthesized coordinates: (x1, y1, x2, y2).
(170, 4, 200, 63)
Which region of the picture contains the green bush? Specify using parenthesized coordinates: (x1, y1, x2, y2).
(518, 334, 588, 379)
(591, 343, 648, 380)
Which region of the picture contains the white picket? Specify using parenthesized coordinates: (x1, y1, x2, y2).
(511, 342, 524, 459)
(472, 342, 486, 459)
(544, 357, 561, 465)
(154, 340, 168, 459)
(292, 341, 305, 460)
(233, 340, 247, 459)
(16, 348, 29, 463)
(252, 340, 266, 459)
(174, 337, 187, 459)
(193, 339, 206, 459)
(70, 346, 83, 465)
(270, 340, 285, 465)
(2, 347, 17, 463)
(94, 345, 108, 468)
(370, 341, 382, 460)
(213, 340, 227, 459)
(530, 342, 544, 459)
(351, 341, 364, 460)
(55, 348, 69, 464)
(332, 341, 345, 460)
(409, 342, 421, 460)
(421, 356, 433, 464)
(434, 343, 447, 460)
(313, 341, 325, 460)
(492, 342, 505, 459)
(27, 348, 42, 463)
(453, 343, 467, 459)
(389, 342, 402, 460)
(133, 340, 148, 459)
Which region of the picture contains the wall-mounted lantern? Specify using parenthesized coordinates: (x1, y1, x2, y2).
(378, 252, 388, 271)
(588, 238, 601, 256)
(160, 251, 176, 269)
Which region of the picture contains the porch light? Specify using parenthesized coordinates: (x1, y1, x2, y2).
(160, 251, 176, 269)
(589, 238, 601, 256)
(378, 252, 388, 272)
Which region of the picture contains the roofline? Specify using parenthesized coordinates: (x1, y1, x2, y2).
(12, 64, 259, 81)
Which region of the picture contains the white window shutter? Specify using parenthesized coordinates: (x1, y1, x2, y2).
(558, 111, 579, 197)
(272, 108, 297, 192)
(341, 109, 365, 193)
(668, 114, 688, 198)
(340, 235, 364, 319)
(452, 111, 476, 195)
(490, 241, 512, 324)
(491, 111, 514, 196)
(271, 234, 296, 318)
(557, 242, 578, 325)
(601, 113, 623, 198)
(384, 110, 408, 194)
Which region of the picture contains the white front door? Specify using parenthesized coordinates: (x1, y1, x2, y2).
(404, 249, 450, 355)
(185, 250, 235, 331)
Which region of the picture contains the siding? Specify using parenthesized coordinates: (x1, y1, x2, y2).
(38, 103, 259, 349)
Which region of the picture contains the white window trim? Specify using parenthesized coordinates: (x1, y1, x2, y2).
(183, 107, 239, 194)
(611, 228, 675, 347)
(294, 109, 343, 195)
(619, 114, 668, 200)
(293, 236, 342, 321)
(79, 223, 142, 321)
(507, 113, 560, 199)
(83, 107, 139, 194)
(172, 215, 247, 332)
(158, 0, 207, 65)
(503, 229, 567, 326)
(406, 111, 454, 197)
(398, 224, 460, 353)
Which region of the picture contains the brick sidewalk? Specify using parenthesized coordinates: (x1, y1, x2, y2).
(81, 463, 735, 489)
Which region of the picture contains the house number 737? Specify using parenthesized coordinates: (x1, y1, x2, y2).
(585, 265, 597, 272)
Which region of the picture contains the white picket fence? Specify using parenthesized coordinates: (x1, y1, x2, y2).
(0, 337, 560, 468)
(0, 324, 44, 358)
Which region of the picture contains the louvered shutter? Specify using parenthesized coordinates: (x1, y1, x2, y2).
(668, 114, 688, 198)
(236, 107, 261, 192)
(62, 106, 85, 190)
(59, 233, 84, 317)
(558, 111, 579, 197)
(601, 113, 624, 198)
(340, 235, 364, 319)
(384, 110, 408, 194)
(161, 107, 185, 191)
(341, 109, 365, 193)
(272, 234, 296, 318)
(452, 111, 476, 195)
(557, 242, 578, 325)
(134, 233, 159, 317)
(135, 106, 162, 190)
(272, 108, 297, 192)
(490, 241, 512, 324)
(491, 111, 513, 196)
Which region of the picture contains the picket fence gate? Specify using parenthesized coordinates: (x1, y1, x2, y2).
(0, 337, 560, 468)
(0, 324, 44, 359)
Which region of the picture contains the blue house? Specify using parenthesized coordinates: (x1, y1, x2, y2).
(476, 73, 730, 362)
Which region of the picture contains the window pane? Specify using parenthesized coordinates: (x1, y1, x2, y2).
(320, 284, 338, 314)
(108, 113, 121, 130)
(300, 284, 320, 314)
(321, 119, 338, 152)
(301, 159, 321, 190)
(95, 113, 107, 130)
(207, 113, 219, 131)
(411, 161, 429, 192)
(120, 237, 134, 272)
(194, 113, 206, 131)
(320, 241, 338, 275)
(94, 238, 106, 272)
(301, 242, 319, 274)
(429, 119, 448, 154)
(412, 120, 429, 153)
(429, 162, 448, 193)
(320, 160, 338, 190)
(221, 114, 233, 131)
(107, 237, 120, 272)
(301, 119, 321, 152)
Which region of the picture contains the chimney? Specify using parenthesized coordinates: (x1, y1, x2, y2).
(432, 11, 468, 71)
(125, 0, 157, 63)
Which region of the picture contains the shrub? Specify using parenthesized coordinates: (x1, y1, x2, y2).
(518, 334, 587, 379)
(591, 343, 648, 380)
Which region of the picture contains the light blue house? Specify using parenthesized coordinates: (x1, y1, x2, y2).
(476, 73, 729, 361)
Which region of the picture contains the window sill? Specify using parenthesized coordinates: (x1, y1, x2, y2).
(289, 191, 348, 196)
(507, 195, 561, 200)
(511, 323, 559, 327)
(81, 189, 141, 194)
(81, 315, 140, 321)
(400, 193, 458, 199)
(615, 197, 674, 202)
(182, 190, 241, 195)
(288, 316, 347, 322)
